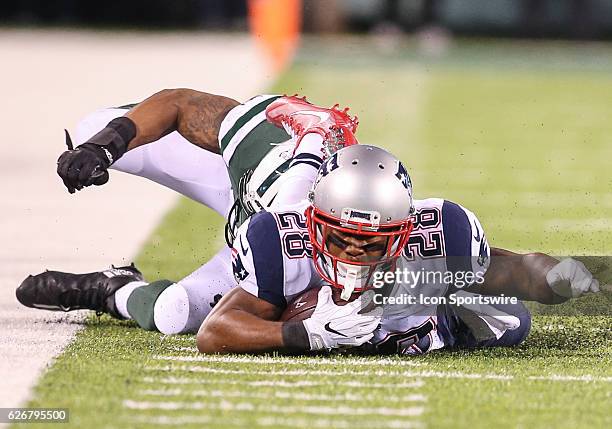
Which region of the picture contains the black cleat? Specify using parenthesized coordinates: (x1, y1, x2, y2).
(16, 264, 144, 319)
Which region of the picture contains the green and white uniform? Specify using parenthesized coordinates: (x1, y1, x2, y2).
(75, 94, 321, 335)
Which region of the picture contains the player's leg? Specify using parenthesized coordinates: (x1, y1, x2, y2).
(437, 296, 532, 349)
(16, 247, 236, 335)
(75, 107, 233, 217)
(114, 247, 235, 334)
(19, 97, 288, 331)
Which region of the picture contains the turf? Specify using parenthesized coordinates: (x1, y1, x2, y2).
(13, 38, 612, 429)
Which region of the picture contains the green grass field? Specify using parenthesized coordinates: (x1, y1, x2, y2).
(13, 39, 611, 429)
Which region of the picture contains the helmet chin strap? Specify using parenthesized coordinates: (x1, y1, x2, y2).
(336, 261, 369, 300)
(341, 268, 357, 300)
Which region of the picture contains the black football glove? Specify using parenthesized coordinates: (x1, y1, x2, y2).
(57, 130, 110, 193)
(57, 117, 136, 194)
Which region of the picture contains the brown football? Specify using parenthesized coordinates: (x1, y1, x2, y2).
(279, 286, 359, 322)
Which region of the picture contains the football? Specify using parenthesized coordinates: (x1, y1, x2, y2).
(279, 286, 358, 322)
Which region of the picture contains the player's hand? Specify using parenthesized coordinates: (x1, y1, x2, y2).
(546, 258, 600, 298)
(302, 286, 382, 351)
(57, 130, 111, 193)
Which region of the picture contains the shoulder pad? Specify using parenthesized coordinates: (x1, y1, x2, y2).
(232, 211, 286, 308)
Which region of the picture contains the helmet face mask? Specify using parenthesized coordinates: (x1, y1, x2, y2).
(305, 145, 415, 299)
(306, 205, 413, 299)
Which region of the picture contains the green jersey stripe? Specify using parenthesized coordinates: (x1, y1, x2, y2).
(220, 95, 280, 152)
(222, 110, 267, 165)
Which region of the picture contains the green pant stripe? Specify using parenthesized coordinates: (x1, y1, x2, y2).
(220, 95, 280, 152)
(126, 280, 174, 331)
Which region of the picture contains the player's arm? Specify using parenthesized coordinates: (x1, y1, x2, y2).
(196, 287, 286, 354)
(57, 88, 238, 193)
(468, 247, 600, 303)
(197, 285, 380, 354)
(125, 88, 239, 152)
(441, 201, 599, 303)
(468, 248, 565, 303)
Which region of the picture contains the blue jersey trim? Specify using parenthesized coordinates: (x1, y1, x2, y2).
(246, 211, 287, 308)
(441, 200, 472, 275)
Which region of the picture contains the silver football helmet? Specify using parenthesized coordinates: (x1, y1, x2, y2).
(306, 145, 415, 299)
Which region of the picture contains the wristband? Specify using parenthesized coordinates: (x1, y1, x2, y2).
(281, 321, 310, 351)
(84, 116, 137, 164)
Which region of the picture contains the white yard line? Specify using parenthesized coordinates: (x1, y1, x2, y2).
(131, 414, 424, 429)
(527, 375, 612, 382)
(136, 388, 427, 403)
(145, 365, 611, 383)
(141, 376, 426, 389)
(123, 399, 425, 417)
(144, 364, 511, 379)
(153, 354, 424, 367)
(0, 28, 269, 418)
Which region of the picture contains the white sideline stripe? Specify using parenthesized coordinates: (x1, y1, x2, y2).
(141, 376, 425, 389)
(137, 388, 427, 403)
(145, 365, 512, 380)
(131, 415, 423, 429)
(123, 399, 425, 417)
(527, 375, 612, 382)
(153, 354, 424, 367)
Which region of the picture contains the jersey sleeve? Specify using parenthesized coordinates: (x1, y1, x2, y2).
(231, 211, 287, 308)
(441, 200, 491, 289)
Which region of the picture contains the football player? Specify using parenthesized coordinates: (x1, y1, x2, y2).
(197, 144, 600, 354)
(16, 90, 599, 354)
(17, 91, 359, 334)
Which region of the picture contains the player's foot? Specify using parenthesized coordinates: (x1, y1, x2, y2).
(16, 264, 143, 318)
(265, 95, 359, 156)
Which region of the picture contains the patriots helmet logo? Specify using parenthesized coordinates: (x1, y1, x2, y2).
(395, 161, 412, 190)
(231, 248, 249, 282)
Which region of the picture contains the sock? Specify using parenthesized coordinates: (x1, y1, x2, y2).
(126, 280, 174, 331)
(114, 281, 147, 319)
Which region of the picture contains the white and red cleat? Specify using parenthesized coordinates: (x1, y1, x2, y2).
(265, 95, 359, 157)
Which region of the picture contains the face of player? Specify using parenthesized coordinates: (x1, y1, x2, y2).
(325, 229, 388, 263)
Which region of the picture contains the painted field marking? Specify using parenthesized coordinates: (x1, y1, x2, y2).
(141, 376, 426, 389)
(527, 375, 612, 382)
(145, 364, 512, 380)
(136, 388, 427, 403)
(123, 399, 425, 417)
(255, 416, 423, 429)
(130, 414, 423, 429)
(144, 365, 612, 383)
(153, 354, 424, 367)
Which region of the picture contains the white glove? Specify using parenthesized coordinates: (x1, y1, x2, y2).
(302, 286, 382, 351)
(546, 258, 600, 298)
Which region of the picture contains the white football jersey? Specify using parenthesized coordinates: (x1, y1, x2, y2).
(232, 198, 490, 355)
(232, 200, 325, 308)
(372, 198, 490, 355)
